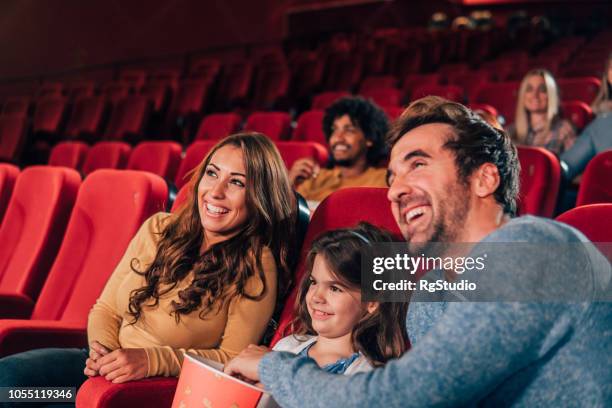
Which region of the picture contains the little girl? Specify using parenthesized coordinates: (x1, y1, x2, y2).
(271, 222, 409, 373)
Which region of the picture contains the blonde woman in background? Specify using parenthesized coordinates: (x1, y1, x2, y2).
(507, 69, 576, 155)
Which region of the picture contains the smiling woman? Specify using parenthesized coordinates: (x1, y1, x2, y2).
(0, 132, 297, 395)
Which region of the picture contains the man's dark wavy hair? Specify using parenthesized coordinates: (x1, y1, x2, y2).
(387, 96, 520, 216)
(323, 96, 389, 165)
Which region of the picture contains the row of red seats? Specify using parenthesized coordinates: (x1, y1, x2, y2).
(40, 138, 612, 215)
(46, 139, 328, 189)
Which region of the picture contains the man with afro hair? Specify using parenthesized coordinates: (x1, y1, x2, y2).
(290, 96, 389, 203)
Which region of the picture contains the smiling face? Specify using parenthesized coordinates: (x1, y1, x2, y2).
(305, 254, 366, 340)
(197, 145, 249, 247)
(523, 74, 549, 114)
(328, 114, 372, 166)
(387, 123, 471, 254)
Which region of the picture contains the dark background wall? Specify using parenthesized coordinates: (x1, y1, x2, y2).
(0, 0, 609, 81)
(0, 0, 287, 80)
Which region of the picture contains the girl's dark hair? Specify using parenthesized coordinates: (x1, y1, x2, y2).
(128, 132, 296, 323)
(291, 222, 408, 366)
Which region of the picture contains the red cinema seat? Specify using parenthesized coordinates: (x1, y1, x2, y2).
(189, 58, 221, 83)
(33, 96, 67, 134)
(48, 142, 89, 171)
(127, 141, 182, 181)
(0, 164, 19, 224)
(244, 112, 291, 141)
(0, 166, 81, 318)
(252, 66, 290, 109)
(271, 187, 401, 346)
(65, 81, 95, 100)
(119, 69, 147, 91)
(517, 146, 561, 217)
(556, 204, 612, 243)
(1, 97, 29, 116)
(323, 53, 363, 91)
(140, 82, 172, 113)
(360, 88, 402, 107)
(576, 150, 612, 206)
(561, 101, 594, 131)
(402, 74, 440, 101)
(36, 82, 63, 99)
(471, 81, 520, 125)
(81, 142, 131, 175)
(215, 60, 254, 108)
(0, 115, 27, 162)
(65, 96, 108, 141)
(293, 110, 326, 146)
(166, 79, 209, 122)
(276, 141, 328, 169)
(383, 105, 404, 120)
(0, 169, 168, 357)
(194, 113, 242, 141)
(311, 91, 350, 110)
(174, 141, 216, 189)
(360, 76, 398, 92)
(468, 103, 499, 119)
(558, 77, 601, 105)
(101, 81, 130, 105)
(410, 84, 464, 103)
(103, 96, 151, 143)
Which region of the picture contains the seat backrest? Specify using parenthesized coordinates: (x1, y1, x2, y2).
(556, 204, 612, 243)
(0, 164, 19, 224)
(48, 142, 90, 171)
(270, 187, 401, 346)
(0, 166, 80, 303)
(244, 112, 291, 141)
(81, 142, 131, 175)
(401, 74, 440, 98)
(360, 87, 402, 107)
(33, 96, 67, 133)
(65, 96, 107, 138)
(119, 69, 147, 90)
(194, 113, 242, 141)
(360, 76, 398, 92)
(311, 91, 350, 110)
(104, 95, 150, 141)
(517, 146, 561, 217)
(560, 100, 594, 131)
(140, 82, 170, 112)
(217, 60, 254, 104)
(293, 110, 326, 145)
(0, 114, 27, 161)
(410, 84, 464, 103)
(101, 81, 130, 105)
(30, 169, 168, 325)
(252, 66, 289, 109)
(558, 77, 601, 105)
(472, 81, 520, 125)
(576, 150, 612, 206)
(1, 97, 29, 116)
(127, 141, 182, 181)
(66, 80, 95, 100)
(189, 58, 221, 82)
(168, 79, 209, 117)
(174, 141, 217, 189)
(36, 82, 63, 99)
(275, 141, 328, 169)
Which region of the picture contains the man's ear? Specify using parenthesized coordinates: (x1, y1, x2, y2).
(472, 163, 500, 198)
(366, 139, 373, 147)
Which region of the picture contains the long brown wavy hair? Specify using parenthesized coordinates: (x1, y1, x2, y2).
(128, 132, 296, 323)
(290, 223, 409, 366)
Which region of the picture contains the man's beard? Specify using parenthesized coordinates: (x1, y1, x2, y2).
(407, 182, 470, 258)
